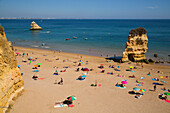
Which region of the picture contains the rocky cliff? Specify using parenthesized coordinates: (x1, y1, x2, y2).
(122, 27, 148, 62)
(0, 25, 24, 113)
(30, 21, 43, 30)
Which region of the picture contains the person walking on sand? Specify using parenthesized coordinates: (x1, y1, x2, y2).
(154, 85, 156, 91)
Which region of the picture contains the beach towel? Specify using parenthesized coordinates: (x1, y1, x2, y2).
(153, 82, 164, 85)
(115, 69, 120, 71)
(163, 100, 170, 103)
(68, 104, 74, 107)
(161, 80, 166, 83)
(32, 70, 39, 72)
(164, 92, 170, 96)
(54, 104, 68, 108)
(38, 78, 44, 80)
(131, 71, 135, 72)
(107, 72, 113, 75)
(161, 89, 168, 91)
(115, 85, 119, 87)
(136, 84, 141, 86)
(152, 78, 156, 81)
(120, 87, 126, 89)
(141, 77, 145, 79)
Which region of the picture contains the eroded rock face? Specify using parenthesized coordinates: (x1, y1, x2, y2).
(122, 27, 148, 62)
(0, 25, 24, 113)
(30, 21, 43, 30)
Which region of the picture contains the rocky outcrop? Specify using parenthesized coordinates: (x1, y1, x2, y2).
(0, 25, 24, 113)
(30, 21, 43, 30)
(122, 27, 148, 62)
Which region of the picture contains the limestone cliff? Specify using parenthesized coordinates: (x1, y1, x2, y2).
(122, 27, 148, 62)
(30, 21, 43, 30)
(0, 25, 24, 113)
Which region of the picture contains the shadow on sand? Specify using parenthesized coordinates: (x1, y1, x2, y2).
(105, 56, 122, 63)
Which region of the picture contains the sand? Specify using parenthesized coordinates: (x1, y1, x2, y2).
(10, 46, 170, 113)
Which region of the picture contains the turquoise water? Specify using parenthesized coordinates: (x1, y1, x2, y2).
(0, 19, 170, 61)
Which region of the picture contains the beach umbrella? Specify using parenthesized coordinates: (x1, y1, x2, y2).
(81, 75, 87, 78)
(37, 63, 42, 65)
(129, 66, 133, 69)
(67, 96, 76, 101)
(140, 89, 146, 92)
(164, 92, 170, 96)
(133, 87, 140, 91)
(83, 68, 89, 71)
(16, 52, 19, 55)
(34, 65, 39, 67)
(29, 57, 33, 59)
(121, 81, 128, 84)
(100, 64, 103, 66)
(79, 61, 83, 64)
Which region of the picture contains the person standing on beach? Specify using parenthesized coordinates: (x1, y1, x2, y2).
(154, 85, 156, 91)
(61, 78, 63, 85)
(58, 78, 63, 85)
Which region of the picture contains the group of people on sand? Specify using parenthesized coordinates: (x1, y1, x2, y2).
(115, 82, 125, 87)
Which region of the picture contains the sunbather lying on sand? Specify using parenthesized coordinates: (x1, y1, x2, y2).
(22, 59, 27, 62)
(129, 75, 135, 78)
(55, 100, 73, 106)
(32, 74, 38, 80)
(101, 70, 105, 73)
(135, 94, 142, 99)
(78, 76, 85, 80)
(158, 94, 167, 100)
(98, 65, 104, 69)
(91, 80, 98, 87)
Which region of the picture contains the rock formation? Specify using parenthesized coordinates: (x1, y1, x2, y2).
(0, 25, 24, 113)
(30, 21, 43, 30)
(122, 27, 148, 62)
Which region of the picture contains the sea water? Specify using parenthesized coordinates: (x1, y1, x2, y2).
(0, 19, 170, 61)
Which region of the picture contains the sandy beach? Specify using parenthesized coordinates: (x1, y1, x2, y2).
(10, 46, 170, 113)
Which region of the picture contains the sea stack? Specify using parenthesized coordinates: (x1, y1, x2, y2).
(0, 25, 24, 113)
(122, 27, 148, 62)
(30, 21, 43, 30)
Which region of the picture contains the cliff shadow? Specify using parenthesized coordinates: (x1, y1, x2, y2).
(105, 56, 122, 62)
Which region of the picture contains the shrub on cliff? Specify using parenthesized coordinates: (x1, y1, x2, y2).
(148, 58, 154, 63)
(129, 27, 147, 37)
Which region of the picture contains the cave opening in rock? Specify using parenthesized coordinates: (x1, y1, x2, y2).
(128, 54, 134, 61)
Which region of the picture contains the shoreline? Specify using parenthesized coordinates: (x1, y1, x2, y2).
(14, 45, 170, 66)
(14, 45, 112, 59)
